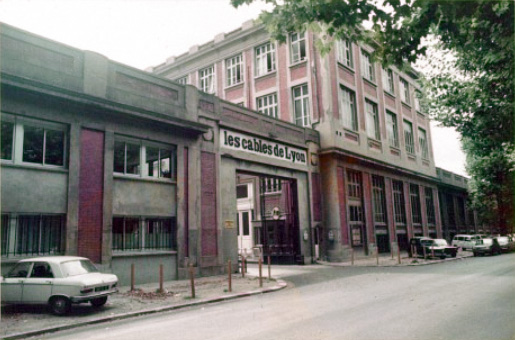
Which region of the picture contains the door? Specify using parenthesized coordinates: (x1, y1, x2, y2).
(1, 261, 32, 302)
(22, 262, 54, 303)
(237, 210, 253, 255)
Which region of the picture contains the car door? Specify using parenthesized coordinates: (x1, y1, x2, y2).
(22, 261, 55, 303)
(1, 261, 32, 303)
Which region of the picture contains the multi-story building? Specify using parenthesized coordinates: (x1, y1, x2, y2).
(151, 20, 442, 260)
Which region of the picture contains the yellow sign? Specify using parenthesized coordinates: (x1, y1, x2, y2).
(224, 220, 235, 229)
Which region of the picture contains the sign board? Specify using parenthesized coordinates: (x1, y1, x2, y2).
(224, 220, 235, 229)
(220, 129, 307, 166)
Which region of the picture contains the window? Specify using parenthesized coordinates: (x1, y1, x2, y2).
(392, 180, 406, 224)
(446, 194, 456, 226)
(256, 93, 278, 118)
(361, 50, 375, 82)
(365, 100, 380, 140)
(226, 54, 243, 87)
(372, 176, 387, 223)
(339, 86, 358, 131)
(290, 32, 306, 64)
(176, 76, 188, 85)
(264, 177, 282, 193)
(1, 121, 14, 160)
(414, 91, 422, 111)
(199, 66, 215, 94)
(236, 184, 249, 199)
(292, 84, 310, 127)
(386, 111, 399, 148)
(1, 214, 65, 257)
(403, 120, 414, 154)
(418, 128, 429, 159)
(255, 42, 276, 76)
(400, 78, 410, 104)
(337, 40, 353, 68)
(410, 184, 422, 224)
(425, 187, 436, 225)
(382, 68, 394, 94)
(114, 138, 177, 180)
(112, 216, 176, 251)
(347, 170, 362, 199)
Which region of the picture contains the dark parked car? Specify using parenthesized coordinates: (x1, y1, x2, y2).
(408, 237, 433, 257)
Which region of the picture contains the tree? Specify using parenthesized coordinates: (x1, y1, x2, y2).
(231, 0, 514, 234)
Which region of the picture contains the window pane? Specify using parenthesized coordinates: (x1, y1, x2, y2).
(242, 212, 250, 236)
(2, 214, 10, 257)
(160, 149, 172, 178)
(113, 141, 125, 173)
(112, 217, 124, 250)
(236, 185, 248, 199)
(125, 218, 140, 250)
(45, 129, 65, 166)
(126, 143, 140, 175)
(1, 122, 14, 160)
(146, 146, 160, 178)
(23, 126, 44, 163)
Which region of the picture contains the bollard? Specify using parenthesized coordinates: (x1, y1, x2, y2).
(241, 256, 246, 278)
(258, 257, 263, 288)
(423, 246, 427, 260)
(228, 260, 232, 292)
(351, 248, 355, 266)
(159, 264, 164, 293)
(376, 247, 379, 266)
(397, 245, 401, 264)
(267, 255, 271, 281)
(131, 263, 135, 291)
(189, 264, 195, 299)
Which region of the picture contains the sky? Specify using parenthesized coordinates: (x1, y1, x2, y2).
(0, 0, 467, 177)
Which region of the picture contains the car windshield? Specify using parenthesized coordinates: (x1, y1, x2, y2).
(61, 260, 99, 277)
(433, 240, 448, 246)
(420, 240, 433, 246)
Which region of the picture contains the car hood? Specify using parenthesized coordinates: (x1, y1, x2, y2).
(63, 273, 118, 286)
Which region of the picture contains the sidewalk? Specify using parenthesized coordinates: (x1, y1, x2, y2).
(317, 250, 473, 267)
(1, 274, 285, 340)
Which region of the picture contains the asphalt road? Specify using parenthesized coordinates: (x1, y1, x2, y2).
(39, 253, 515, 340)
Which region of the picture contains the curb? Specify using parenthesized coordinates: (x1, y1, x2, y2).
(317, 254, 472, 268)
(2, 279, 287, 340)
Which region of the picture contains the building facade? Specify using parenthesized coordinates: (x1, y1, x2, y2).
(151, 20, 442, 259)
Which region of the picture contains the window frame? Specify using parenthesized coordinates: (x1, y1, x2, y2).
(403, 120, 415, 155)
(256, 93, 278, 118)
(337, 40, 354, 69)
(361, 50, 375, 83)
(176, 76, 188, 85)
(339, 86, 358, 131)
(225, 54, 243, 87)
(418, 128, 429, 159)
(414, 90, 422, 112)
(386, 111, 399, 148)
(290, 32, 307, 64)
(255, 42, 276, 77)
(112, 216, 176, 252)
(400, 78, 411, 105)
(292, 84, 310, 127)
(199, 65, 215, 94)
(365, 99, 380, 140)
(382, 68, 394, 94)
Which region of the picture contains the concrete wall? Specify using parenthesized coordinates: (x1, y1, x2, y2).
(113, 179, 176, 216)
(111, 253, 177, 285)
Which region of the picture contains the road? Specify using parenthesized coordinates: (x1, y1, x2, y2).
(40, 253, 515, 340)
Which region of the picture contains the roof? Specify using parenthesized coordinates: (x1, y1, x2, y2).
(16, 256, 89, 263)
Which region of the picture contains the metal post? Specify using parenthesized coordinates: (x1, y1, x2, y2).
(376, 247, 379, 266)
(241, 256, 245, 278)
(131, 263, 135, 291)
(397, 245, 401, 264)
(423, 246, 427, 260)
(189, 264, 195, 299)
(228, 260, 232, 292)
(258, 257, 263, 288)
(351, 248, 355, 266)
(267, 255, 271, 281)
(159, 264, 164, 293)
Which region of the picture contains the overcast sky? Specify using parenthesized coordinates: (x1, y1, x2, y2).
(0, 0, 467, 177)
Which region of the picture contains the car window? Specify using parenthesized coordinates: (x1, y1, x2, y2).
(30, 262, 54, 278)
(61, 260, 99, 277)
(7, 262, 32, 278)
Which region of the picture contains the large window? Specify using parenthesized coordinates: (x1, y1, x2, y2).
(365, 100, 380, 140)
(425, 187, 436, 225)
(114, 138, 176, 180)
(382, 68, 394, 94)
(256, 93, 278, 118)
(176, 76, 188, 85)
(255, 42, 276, 76)
(1, 214, 65, 257)
(403, 120, 415, 154)
(419, 128, 429, 159)
(414, 91, 422, 112)
(386, 111, 399, 148)
(226, 54, 243, 87)
(112, 216, 176, 251)
(264, 177, 282, 193)
(292, 84, 310, 127)
(337, 40, 353, 68)
(372, 176, 387, 223)
(199, 66, 215, 94)
(290, 32, 306, 64)
(361, 50, 375, 82)
(339, 86, 358, 131)
(410, 184, 422, 225)
(347, 170, 362, 199)
(392, 180, 406, 224)
(400, 78, 410, 104)
(1, 117, 67, 167)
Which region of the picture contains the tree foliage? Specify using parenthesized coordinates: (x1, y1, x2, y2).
(232, 0, 514, 233)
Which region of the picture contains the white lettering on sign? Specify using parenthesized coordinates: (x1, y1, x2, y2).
(220, 129, 307, 165)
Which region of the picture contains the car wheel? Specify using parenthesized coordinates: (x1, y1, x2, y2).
(49, 296, 71, 316)
(91, 296, 108, 307)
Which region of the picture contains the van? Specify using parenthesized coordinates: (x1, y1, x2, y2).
(451, 234, 483, 250)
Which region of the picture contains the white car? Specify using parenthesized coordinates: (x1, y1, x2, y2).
(451, 234, 483, 250)
(1, 256, 118, 315)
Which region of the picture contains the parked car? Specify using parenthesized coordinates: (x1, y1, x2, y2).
(451, 234, 483, 250)
(493, 236, 515, 253)
(408, 237, 433, 257)
(1, 256, 118, 315)
(425, 239, 458, 259)
(472, 238, 501, 256)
